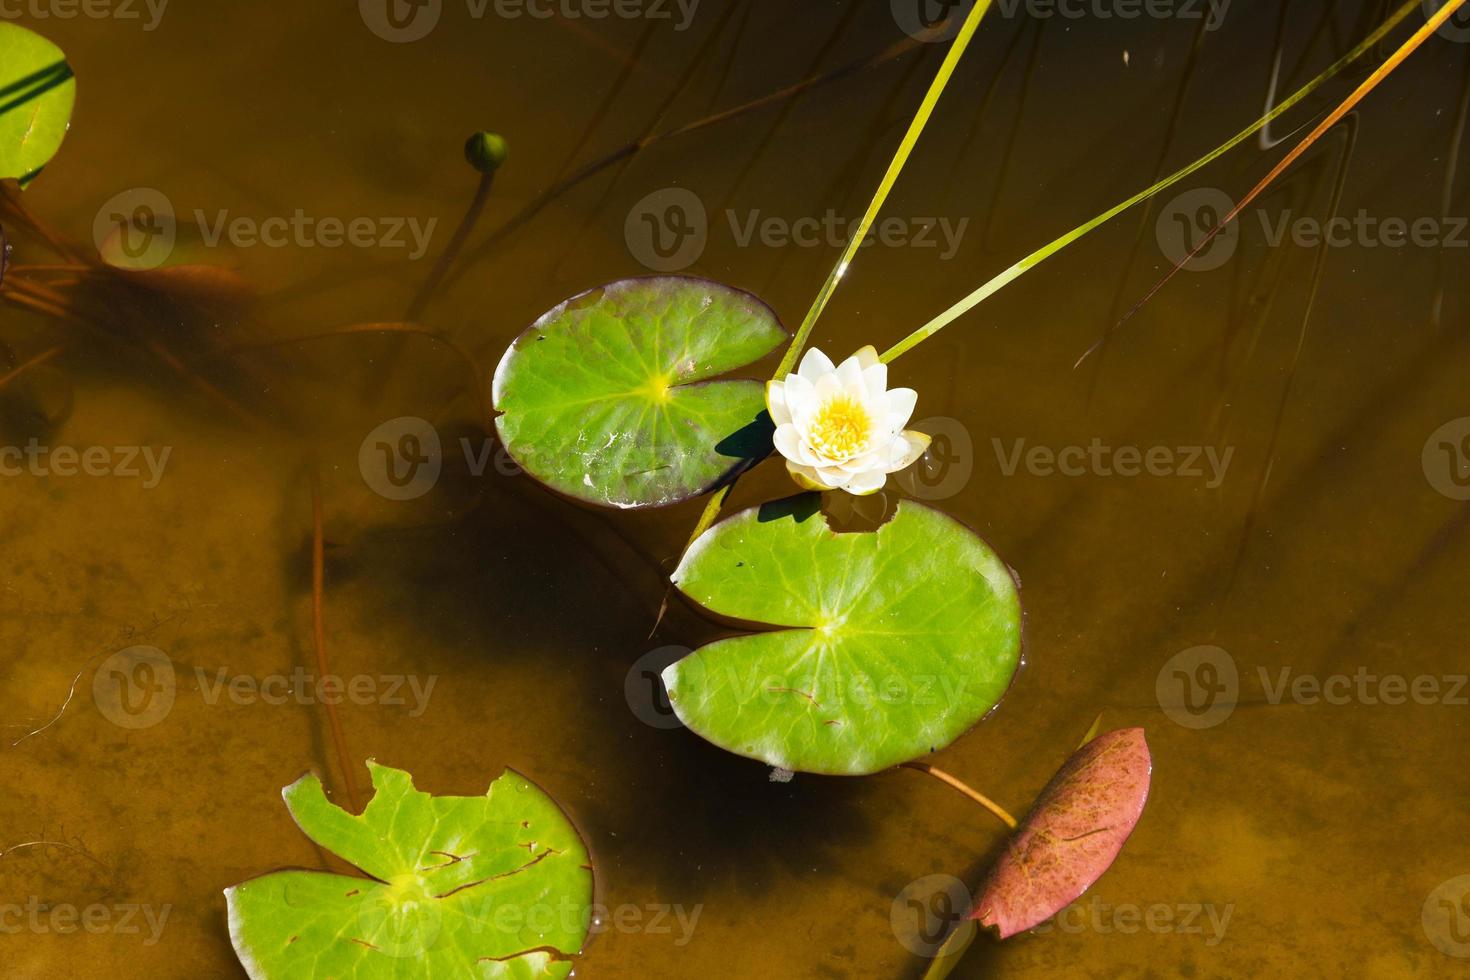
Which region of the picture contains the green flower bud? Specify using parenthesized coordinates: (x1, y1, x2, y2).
(464, 131, 509, 174)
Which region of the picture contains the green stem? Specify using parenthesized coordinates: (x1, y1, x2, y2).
(681, 1, 996, 553)
(772, 0, 995, 379)
(878, 0, 1425, 364)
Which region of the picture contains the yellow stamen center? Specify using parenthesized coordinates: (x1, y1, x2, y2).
(808, 395, 871, 460)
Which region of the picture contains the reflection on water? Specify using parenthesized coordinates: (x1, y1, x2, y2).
(2, 2, 1469, 977)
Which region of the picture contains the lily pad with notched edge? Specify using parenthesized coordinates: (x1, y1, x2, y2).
(971, 727, 1152, 938)
(225, 762, 593, 979)
(492, 276, 787, 509)
(0, 24, 76, 187)
(662, 496, 1023, 775)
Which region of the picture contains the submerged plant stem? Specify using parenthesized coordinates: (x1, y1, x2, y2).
(0, 343, 65, 392)
(407, 172, 495, 323)
(901, 761, 1017, 830)
(310, 468, 362, 813)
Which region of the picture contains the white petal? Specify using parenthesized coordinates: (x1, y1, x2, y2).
(766, 381, 792, 426)
(843, 468, 888, 495)
(814, 370, 843, 401)
(784, 374, 817, 427)
(854, 345, 880, 370)
(861, 362, 888, 399)
(836, 352, 865, 389)
(885, 431, 931, 472)
(795, 438, 826, 468)
(814, 465, 849, 488)
(786, 461, 827, 492)
(773, 423, 803, 462)
(884, 387, 918, 432)
(798, 347, 835, 382)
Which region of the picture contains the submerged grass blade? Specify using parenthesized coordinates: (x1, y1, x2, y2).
(772, 0, 995, 379)
(878, 0, 1427, 365)
(1103, 0, 1467, 347)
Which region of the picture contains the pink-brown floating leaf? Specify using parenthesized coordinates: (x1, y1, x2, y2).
(971, 727, 1151, 939)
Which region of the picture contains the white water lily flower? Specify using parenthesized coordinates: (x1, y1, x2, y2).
(767, 346, 931, 496)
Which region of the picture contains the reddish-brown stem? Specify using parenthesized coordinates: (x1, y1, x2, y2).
(901, 761, 1018, 830)
(0, 344, 66, 393)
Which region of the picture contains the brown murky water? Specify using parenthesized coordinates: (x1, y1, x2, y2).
(3, 1, 1470, 976)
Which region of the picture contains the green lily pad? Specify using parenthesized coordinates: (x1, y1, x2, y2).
(663, 497, 1023, 775)
(492, 276, 787, 509)
(0, 24, 76, 187)
(225, 762, 593, 979)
